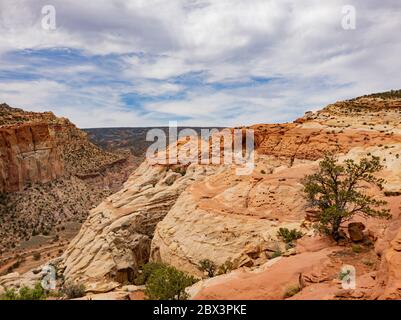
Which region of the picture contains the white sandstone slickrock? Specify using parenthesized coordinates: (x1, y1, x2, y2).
(4, 96, 401, 300)
(57, 160, 222, 292)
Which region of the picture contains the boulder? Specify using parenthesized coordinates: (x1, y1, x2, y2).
(348, 222, 366, 242)
(189, 248, 338, 300)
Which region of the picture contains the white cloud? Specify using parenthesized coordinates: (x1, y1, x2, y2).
(0, 0, 400, 127)
(0, 80, 67, 108)
(130, 81, 183, 96)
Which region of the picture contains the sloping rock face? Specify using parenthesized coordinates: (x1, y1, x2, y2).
(151, 158, 311, 276)
(151, 142, 401, 278)
(189, 247, 338, 300)
(0, 104, 137, 256)
(0, 122, 63, 192)
(6, 93, 401, 299)
(0, 103, 125, 192)
(150, 95, 401, 297)
(381, 229, 401, 299)
(375, 227, 401, 299)
(57, 94, 401, 296)
(252, 123, 401, 162)
(150, 99, 401, 279)
(58, 161, 222, 292)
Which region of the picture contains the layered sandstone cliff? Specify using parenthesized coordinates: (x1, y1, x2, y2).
(0, 112, 63, 192)
(0, 104, 136, 257)
(0, 103, 65, 192)
(4, 92, 401, 300)
(0, 103, 126, 193)
(58, 161, 222, 292)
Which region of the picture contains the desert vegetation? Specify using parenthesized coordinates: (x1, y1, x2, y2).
(302, 154, 391, 241)
(135, 262, 196, 300)
(0, 282, 46, 300)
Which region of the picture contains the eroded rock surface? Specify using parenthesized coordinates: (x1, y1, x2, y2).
(58, 161, 221, 292)
(4, 93, 401, 299)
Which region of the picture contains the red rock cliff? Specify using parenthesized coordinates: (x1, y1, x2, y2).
(0, 122, 64, 192)
(0, 103, 124, 193)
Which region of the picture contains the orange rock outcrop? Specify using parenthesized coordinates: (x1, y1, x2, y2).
(0, 122, 63, 192)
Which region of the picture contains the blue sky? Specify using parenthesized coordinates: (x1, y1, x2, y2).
(0, 0, 400, 128)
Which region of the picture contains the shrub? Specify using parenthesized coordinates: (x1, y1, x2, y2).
(134, 262, 166, 285)
(0, 288, 18, 300)
(33, 252, 41, 261)
(270, 250, 282, 259)
(302, 155, 390, 241)
(384, 191, 401, 197)
(172, 166, 187, 176)
(7, 258, 23, 272)
(0, 192, 7, 205)
(198, 259, 216, 278)
(0, 282, 46, 300)
(352, 244, 362, 253)
(217, 260, 234, 275)
(144, 264, 197, 300)
(339, 270, 351, 281)
(362, 260, 374, 267)
(61, 282, 86, 299)
(277, 228, 303, 244)
(283, 285, 300, 299)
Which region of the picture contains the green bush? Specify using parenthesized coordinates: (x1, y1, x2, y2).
(384, 191, 401, 197)
(270, 250, 282, 259)
(198, 259, 216, 278)
(339, 270, 351, 281)
(283, 285, 301, 299)
(352, 244, 362, 253)
(172, 166, 187, 176)
(61, 282, 86, 299)
(360, 89, 401, 99)
(144, 263, 197, 300)
(277, 228, 303, 244)
(134, 262, 166, 285)
(217, 260, 234, 275)
(0, 282, 46, 300)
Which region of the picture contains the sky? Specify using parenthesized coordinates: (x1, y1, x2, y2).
(0, 0, 400, 128)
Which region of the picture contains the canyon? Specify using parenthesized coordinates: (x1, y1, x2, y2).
(0, 103, 139, 269)
(1, 91, 401, 300)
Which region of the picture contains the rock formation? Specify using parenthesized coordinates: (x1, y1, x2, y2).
(0, 103, 127, 193)
(58, 161, 222, 292)
(0, 103, 137, 257)
(0, 121, 63, 193)
(3, 92, 401, 300)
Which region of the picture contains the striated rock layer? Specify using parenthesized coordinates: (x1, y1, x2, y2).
(0, 103, 125, 193)
(58, 161, 222, 292)
(0, 122, 63, 192)
(0, 103, 137, 256)
(4, 93, 401, 299)
(55, 93, 401, 297)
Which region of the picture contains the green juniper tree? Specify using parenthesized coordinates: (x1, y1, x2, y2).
(145, 264, 196, 300)
(198, 259, 216, 278)
(302, 154, 390, 241)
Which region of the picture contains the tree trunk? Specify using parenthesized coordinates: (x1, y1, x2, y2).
(331, 218, 342, 242)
